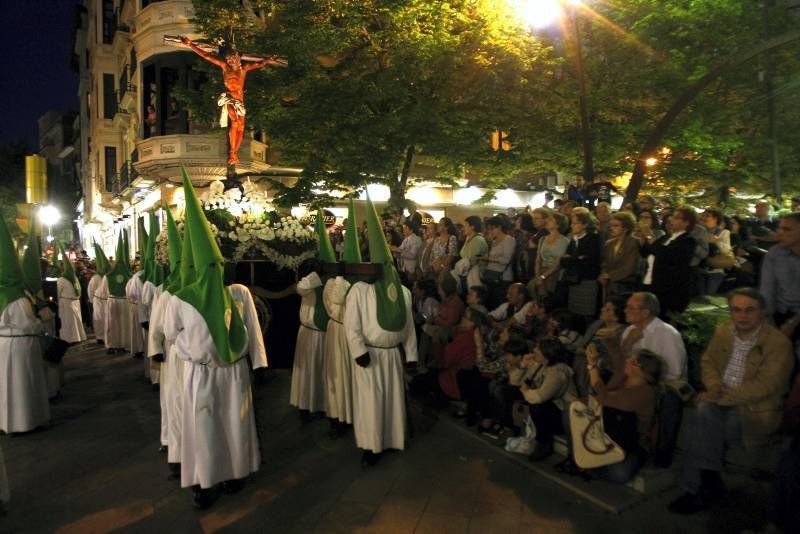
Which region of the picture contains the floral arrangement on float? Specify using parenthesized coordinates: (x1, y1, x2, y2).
(156, 179, 317, 271)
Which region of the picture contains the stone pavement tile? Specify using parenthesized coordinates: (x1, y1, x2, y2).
(467, 512, 522, 534)
(471, 481, 523, 518)
(424, 483, 479, 518)
(364, 494, 429, 534)
(414, 512, 470, 534)
(518, 504, 576, 534)
(340, 464, 401, 505)
(313, 500, 377, 533)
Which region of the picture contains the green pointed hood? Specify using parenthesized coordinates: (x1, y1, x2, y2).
(163, 207, 183, 294)
(107, 231, 132, 297)
(0, 217, 25, 317)
(22, 220, 43, 298)
(143, 211, 164, 286)
(342, 198, 362, 263)
(312, 209, 334, 330)
(178, 220, 196, 289)
(316, 209, 336, 263)
(137, 217, 148, 262)
(92, 239, 110, 276)
(175, 167, 247, 364)
(58, 241, 81, 296)
(365, 194, 406, 332)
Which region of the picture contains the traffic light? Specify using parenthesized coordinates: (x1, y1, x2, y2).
(491, 130, 511, 152)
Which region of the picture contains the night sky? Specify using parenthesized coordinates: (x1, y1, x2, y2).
(0, 1, 81, 151)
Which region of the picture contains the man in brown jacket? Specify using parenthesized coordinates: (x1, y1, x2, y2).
(669, 287, 794, 514)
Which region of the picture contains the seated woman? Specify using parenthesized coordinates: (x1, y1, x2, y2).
(411, 307, 484, 403)
(518, 339, 577, 461)
(480, 334, 531, 436)
(570, 298, 627, 397)
(559, 347, 663, 484)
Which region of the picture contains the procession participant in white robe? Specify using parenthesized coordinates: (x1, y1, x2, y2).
(104, 231, 132, 354)
(148, 207, 183, 461)
(56, 242, 86, 344)
(323, 200, 361, 435)
(22, 223, 61, 398)
(89, 241, 110, 345)
(128, 217, 149, 362)
(163, 168, 258, 509)
(142, 211, 165, 384)
(0, 217, 50, 434)
(344, 195, 418, 467)
(289, 264, 328, 417)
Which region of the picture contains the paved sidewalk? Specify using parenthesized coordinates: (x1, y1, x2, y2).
(0, 340, 775, 533)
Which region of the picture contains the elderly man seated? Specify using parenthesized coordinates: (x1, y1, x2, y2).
(668, 287, 793, 514)
(487, 283, 533, 333)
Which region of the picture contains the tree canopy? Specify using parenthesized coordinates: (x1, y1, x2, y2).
(185, 0, 800, 207)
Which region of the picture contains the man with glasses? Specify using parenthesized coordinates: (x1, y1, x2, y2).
(669, 288, 793, 514)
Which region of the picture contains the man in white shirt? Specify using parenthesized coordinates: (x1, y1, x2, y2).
(621, 291, 687, 467)
(488, 283, 533, 332)
(391, 223, 422, 280)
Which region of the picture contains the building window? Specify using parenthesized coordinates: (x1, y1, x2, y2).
(103, 73, 117, 119)
(102, 0, 115, 44)
(104, 146, 117, 192)
(142, 53, 196, 138)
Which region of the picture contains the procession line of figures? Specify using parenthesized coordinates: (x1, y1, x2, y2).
(1, 171, 417, 511)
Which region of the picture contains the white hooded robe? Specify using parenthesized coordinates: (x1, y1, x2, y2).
(57, 277, 86, 343)
(289, 272, 327, 413)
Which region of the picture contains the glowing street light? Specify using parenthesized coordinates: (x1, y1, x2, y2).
(39, 205, 60, 244)
(645, 157, 658, 167)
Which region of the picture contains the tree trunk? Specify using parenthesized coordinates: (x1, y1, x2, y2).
(624, 31, 800, 205)
(389, 145, 415, 209)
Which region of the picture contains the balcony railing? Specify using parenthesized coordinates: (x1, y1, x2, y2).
(109, 161, 138, 197)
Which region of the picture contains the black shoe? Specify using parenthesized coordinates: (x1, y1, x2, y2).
(299, 410, 313, 424)
(159, 445, 168, 454)
(361, 450, 382, 468)
(152, 384, 160, 392)
(168, 462, 181, 480)
(528, 442, 554, 462)
(193, 485, 222, 510)
(96, 339, 104, 345)
(222, 478, 245, 494)
(668, 492, 708, 515)
(699, 469, 726, 501)
(133, 352, 144, 359)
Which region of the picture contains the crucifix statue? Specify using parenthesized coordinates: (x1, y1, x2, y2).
(168, 35, 287, 171)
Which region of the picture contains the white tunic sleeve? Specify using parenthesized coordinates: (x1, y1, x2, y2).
(400, 286, 418, 363)
(344, 282, 368, 358)
(0, 298, 44, 335)
(162, 295, 184, 347)
(229, 284, 268, 370)
(147, 289, 169, 357)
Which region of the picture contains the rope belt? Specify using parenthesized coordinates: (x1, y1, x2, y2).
(0, 333, 43, 338)
(366, 342, 399, 350)
(328, 318, 343, 325)
(59, 297, 79, 301)
(300, 323, 323, 332)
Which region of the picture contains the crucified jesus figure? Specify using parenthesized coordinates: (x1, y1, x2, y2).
(179, 35, 286, 165)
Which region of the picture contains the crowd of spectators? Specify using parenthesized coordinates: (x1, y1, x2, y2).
(380, 189, 800, 525)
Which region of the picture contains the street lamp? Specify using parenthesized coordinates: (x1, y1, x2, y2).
(39, 205, 60, 243)
(510, 0, 594, 182)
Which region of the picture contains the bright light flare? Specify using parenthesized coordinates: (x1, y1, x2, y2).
(509, 0, 563, 29)
(645, 157, 658, 167)
(39, 205, 61, 226)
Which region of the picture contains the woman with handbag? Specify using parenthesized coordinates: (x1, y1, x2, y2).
(521, 339, 578, 461)
(478, 217, 515, 309)
(560, 211, 602, 320)
(559, 346, 662, 483)
(532, 212, 569, 305)
(702, 209, 733, 294)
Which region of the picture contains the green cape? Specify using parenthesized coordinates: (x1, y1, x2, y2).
(107, 231, 132, 297)
(0, 217, 25, 317)
(365, 194, 406, 332)
(312, 209, 336, 330)
(58, 241, 81, 296)
(163, 208, 183, 294)
(22, 220, 43, 298)
(175, 167, 246, 364)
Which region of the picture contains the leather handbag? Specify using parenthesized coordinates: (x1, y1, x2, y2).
(569, 397, 626, 469)
(708, 252, 736, 270)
